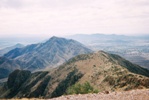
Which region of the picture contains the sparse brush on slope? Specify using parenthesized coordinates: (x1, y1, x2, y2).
(66, 81, 98, 95)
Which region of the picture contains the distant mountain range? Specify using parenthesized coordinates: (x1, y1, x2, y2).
(67, 34, 149, 69)
(0, 43, 24, 56)
(0, 36, 92, 79)
(0, 51, 149, 99)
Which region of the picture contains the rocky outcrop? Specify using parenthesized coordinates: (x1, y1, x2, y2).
(4, 70, 31, 98)
(7, 69, 31, 89)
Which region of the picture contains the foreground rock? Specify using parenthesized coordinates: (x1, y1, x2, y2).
(50, 89, 149, 100)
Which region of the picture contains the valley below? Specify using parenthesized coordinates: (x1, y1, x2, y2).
(68, 34, 149, 69)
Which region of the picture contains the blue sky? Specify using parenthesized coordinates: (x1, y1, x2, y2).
(0, 0, 149, 38)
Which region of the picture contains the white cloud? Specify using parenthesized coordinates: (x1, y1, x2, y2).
(0, 0, 149, 38)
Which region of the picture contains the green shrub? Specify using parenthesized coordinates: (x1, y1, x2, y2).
(66, 81, 99, 95)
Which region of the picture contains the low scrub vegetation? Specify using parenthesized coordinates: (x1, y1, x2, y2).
(66, 82, 98, 95)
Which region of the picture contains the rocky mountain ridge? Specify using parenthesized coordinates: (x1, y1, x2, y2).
(0, 43, 24, 56)
(0, 51, 149, 99)
(0, 36, 92, 79)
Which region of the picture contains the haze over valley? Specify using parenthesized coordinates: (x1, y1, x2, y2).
(68, 34, 149, 69)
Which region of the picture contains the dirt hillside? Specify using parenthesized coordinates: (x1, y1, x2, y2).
(49, 89, 149, 100)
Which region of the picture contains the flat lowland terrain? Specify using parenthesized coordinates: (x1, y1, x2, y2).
(49, 89, 149, 100)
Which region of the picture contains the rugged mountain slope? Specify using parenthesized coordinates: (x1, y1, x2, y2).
(0, 51, 149, 99)
(0, 43, 23, 79)
(0, 57, 21, 79)
(0, 36, 91, 79)
(0, 43, 24, 56)
(4, 36, 92, 71)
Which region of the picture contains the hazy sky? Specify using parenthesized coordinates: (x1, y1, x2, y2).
(0, 0, 149, 38)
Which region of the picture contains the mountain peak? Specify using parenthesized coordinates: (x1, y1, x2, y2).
(45, 36, 80, 46)
(45, 36, 65, 44)
(50, 36, 59, 39)
(14, 43, 24, 47)
(2, 36, 92, 75)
